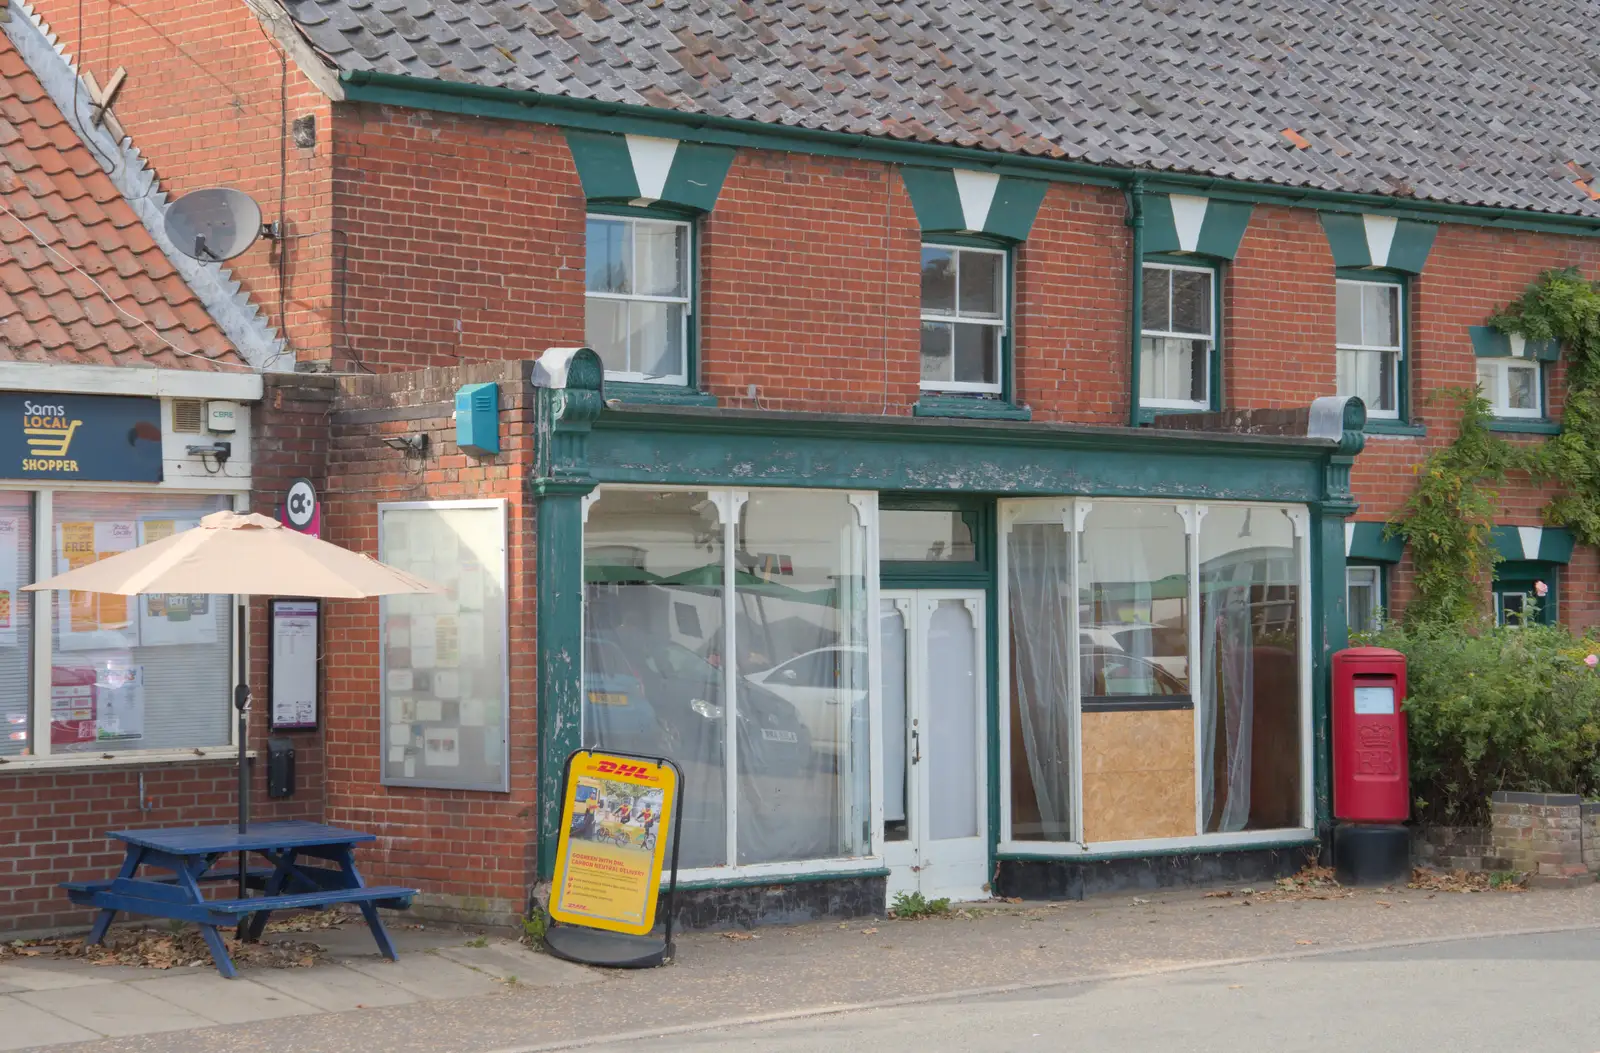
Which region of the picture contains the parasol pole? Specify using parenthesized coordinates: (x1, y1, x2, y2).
(235, 594, 251, 901)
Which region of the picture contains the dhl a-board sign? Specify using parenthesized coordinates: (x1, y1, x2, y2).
(550, 749, 679, 937)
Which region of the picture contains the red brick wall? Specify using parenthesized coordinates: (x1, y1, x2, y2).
(1228, 205, 1339, 410)
(29, 0, 337, 361)
(314, 362, 538, 922)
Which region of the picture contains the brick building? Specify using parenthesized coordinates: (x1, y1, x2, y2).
(5, 0, 1600, 929)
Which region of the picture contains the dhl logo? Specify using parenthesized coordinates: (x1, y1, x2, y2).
(593, 759, 653, 779)
(24, 418, 79, 458)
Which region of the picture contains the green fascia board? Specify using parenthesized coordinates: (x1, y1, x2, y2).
(1490, 525, 1575, 564)
(588, 406, 1335, 502)
(899, 166, 966, 232)
(342, 70, 1600, 241)
(985, 176, 1050, 241)
(1485, 419, 1561, 435)
(1319, 212, 1372, 268)
(1468, 326, 1560, 361)
(1139, 195, 1252, 260)
(563, 130, 734, 211)
(663, 141, 736, 212)
(564, 129, 639, 200)
(1347, 521, 1404, 563)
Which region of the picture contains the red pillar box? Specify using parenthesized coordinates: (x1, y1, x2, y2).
(1331, 647, 1411, 884)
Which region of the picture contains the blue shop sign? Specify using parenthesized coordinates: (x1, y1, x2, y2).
(0, 393, 162, 482)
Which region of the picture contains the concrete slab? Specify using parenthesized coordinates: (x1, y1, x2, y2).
(345, 952, 502, 1000)
(0, 963, 112, 992)
(251, 963, 418, 1012)
(14, 982, 211, 1038)
(433, 942, 590, 987)
(312, 925, 462, 960)
(127, 972, 318, 1025)
(0, 995, 102, 1050)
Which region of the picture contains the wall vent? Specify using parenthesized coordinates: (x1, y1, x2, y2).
(172, 399, 204, 433)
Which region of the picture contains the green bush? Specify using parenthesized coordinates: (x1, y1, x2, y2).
(1361, 620, 1600, 825)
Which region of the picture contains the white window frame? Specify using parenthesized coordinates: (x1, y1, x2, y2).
(1335, 278, 1404, 420)
(5, 485, 249, 771)
(1477, 358, 1543, 419)
(1345, 564, 1383, 634)
(919, 243, 1007, 395)
(1139, 262, 1217, 411)
(581, 484, 885, 885)
(996, 498, 1314, 857)
(584, 213, 693, 386)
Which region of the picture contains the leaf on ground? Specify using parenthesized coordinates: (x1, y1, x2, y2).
(860, 927, 878, 935)
(722, 931, 759, 940)
(0, 925, 327, 970)
(1407, 867, 1526, 893)
(1203, 890, 1234, 899)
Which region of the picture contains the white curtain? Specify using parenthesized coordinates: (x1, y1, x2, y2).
(1007, 522, 1074, 839)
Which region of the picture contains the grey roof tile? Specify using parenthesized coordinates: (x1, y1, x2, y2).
(281, 0, 1600, 217)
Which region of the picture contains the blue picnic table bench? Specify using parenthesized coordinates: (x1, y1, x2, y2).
(61, 821, 416, 979)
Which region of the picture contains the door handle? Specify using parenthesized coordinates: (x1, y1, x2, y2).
(911, 728, 921, 764)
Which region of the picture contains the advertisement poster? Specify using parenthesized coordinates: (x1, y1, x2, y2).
(550, 751, 679, 937)
(137, 520, 217, 647)
(270, 600, 319, 730)
(57, 520, 138, 650)
(49, 666, 96, 746)
(49, 664, 143, 746)
(0, 515, 20, 648)
(96, 664, 144, 741)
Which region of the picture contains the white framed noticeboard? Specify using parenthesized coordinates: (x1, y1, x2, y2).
(378, 499, 508, 792)
(270, 599, 320, 731)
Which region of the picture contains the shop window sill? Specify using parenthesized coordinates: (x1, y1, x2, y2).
(913, 394, 1032, 421)
(1485, 419, 1561, 435)
(0, 749, 253, 774)
(1363, 419, 1427, 437)
(604, 382, 717, 408)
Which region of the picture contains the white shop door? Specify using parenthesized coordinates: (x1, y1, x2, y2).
(881, 590, 989, 905)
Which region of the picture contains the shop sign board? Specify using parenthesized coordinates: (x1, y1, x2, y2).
(550, 749, 679, 937)
(0, 393, 162, 481)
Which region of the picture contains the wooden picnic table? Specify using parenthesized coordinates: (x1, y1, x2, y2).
(61, 821, 416, 979)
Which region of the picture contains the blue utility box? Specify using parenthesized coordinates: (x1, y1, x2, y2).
(455, 382, 500, 456)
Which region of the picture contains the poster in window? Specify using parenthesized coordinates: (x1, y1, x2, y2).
(136, 519, 219, 647)
(50, 663, 143, 747)
(56, 520, 138, 650)
(0, 515, 21, 648)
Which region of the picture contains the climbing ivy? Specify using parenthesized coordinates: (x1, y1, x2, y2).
(1391, 267, 1600, 625)
(1388, 388, 1530, 626)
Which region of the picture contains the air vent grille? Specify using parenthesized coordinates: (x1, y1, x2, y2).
(172, 399, 203, 433)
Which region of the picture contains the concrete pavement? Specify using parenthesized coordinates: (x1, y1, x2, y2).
(2, 881, 1597, 1052)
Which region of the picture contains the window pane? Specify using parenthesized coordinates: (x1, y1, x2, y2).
(51, 493, 232, 754)
(1338, 349, 1395, 413)
(634, 221, 686, 298)
(1199, 506, 1302, 833)
(881, 601, 909, 838)
(1082, 504, 1189, 694)
(953, 322, 999, 385)
(958, 250, 1003, 318)
(920, 321, 953, 383)
(586, 217, 631, 294)
(629, 301, 684, 379)
(921, 246, 955, 314)
(585, 297, 630, 375)
(1507, 364, 1538, 411)
(1335, 281, 1362, 346)
(0, 497, 31, 757)
(583, 489, 728, 869)
(1362, 284, 1399, 348)
(1006, 520, 1075, 842)
(1347, 567, 1379, 634)
(879, 509, 976, 562)
(1140, 336, 1205, 403)
(1170, 269, 1212, 335)
(1476, 361, 1498, 401)
(736, 491, 870, 864)
(1141, 265, 1170, 332)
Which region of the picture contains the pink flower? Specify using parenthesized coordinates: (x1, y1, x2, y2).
(1586, 654, 1598, 668)
(1535, 580, 1549, 598)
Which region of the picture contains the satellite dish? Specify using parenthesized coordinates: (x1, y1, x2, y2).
(163, 187, 263, 261)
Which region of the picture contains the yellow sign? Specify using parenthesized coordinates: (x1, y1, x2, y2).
(549, 751, 677, 937)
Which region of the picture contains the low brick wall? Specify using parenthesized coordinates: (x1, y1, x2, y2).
(1411, 825, 1498, 872)
(1490, 791, 1596, 889)
(1585, 802, 1600, 875)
